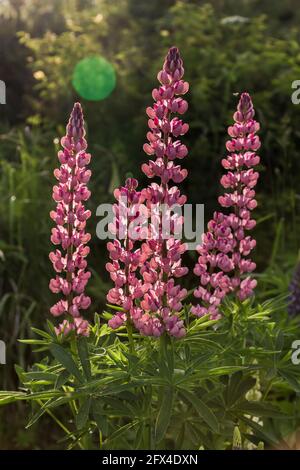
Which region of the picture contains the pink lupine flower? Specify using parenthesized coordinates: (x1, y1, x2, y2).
(54, 319, 75, 336)
(138, 47, 189, 337)
(108, 312, 127, 329)
(106, 178, 149, 330)
(49, 103, 91, 336)
(192, 92, 260, 319)
(106, 48, 189, 338)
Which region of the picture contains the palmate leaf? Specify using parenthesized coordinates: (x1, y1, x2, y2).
(26, 398, 59, 428)
(49, 343, 84, 383)
(178, 366, 248, 385)
(105, 420, 139, 445)
(174, 352, 220, 384)
(22, 371, 58, 383)
(225, 373, 256, 406)
(278, 370, 300, 392)
(107, 349, 126, 367)
(77, 336, 92, 380)
(76, 375, 133, 393)
(55, 369, 71, 389)
(239, 415, 279, 446)
(76, 379, 149, 402)
(93, 409, 108, 436)
(76, 397, 92, 430)
(45, 395, 81, 409)
(100, 397, 136, 417)
(155, 387, 174, 443)
(233, 400, 287, 418)
(179, 389, 219, 433)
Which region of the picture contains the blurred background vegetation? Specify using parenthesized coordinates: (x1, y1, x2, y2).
(1, 0, 300, 448)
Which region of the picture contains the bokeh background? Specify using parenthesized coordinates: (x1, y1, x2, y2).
(1, 0, 300, 448)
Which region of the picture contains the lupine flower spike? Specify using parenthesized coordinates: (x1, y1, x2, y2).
(49, 103, 91, 336)
(106, 178, 148, 329)
(138, 46, 189, 337)
(192, 92, 260, 319)
(107, 47, 189, 337)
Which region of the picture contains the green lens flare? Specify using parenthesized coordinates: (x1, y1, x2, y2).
(72, 56, 116, 101)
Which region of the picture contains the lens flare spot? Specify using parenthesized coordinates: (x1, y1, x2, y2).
(72, 56, 116, 101)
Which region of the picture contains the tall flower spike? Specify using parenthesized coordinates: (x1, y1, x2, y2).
(106, 178, 149, 330)
(192, 92, 260, 319)
(49, 103, 91, 336)
(138, 47, 189, 337)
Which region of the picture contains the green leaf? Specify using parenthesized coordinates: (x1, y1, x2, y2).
(240, 415, 279, 445)
(77, 336, 91, 380)
(0, 390, 62, 404)
(55, 369, 70, 388)
(18, 339, 48, 345)
(0, 392, 26, 405)
(101, 397, 135, 417)
(180, 390, 219, 433)
(23, 371, 57, 382)
(155, 387, 174, 443)
(31, 327, 53, 340)
(14, 364, 25, 382)
(26, 399, 54, 428)
(175, 423, 185, 450)
(106, 421, 138, 444)
(106, 304, 125, 312)
(46, 320, 56, 334)
(226, 374, 256, 406)
(92, 401, 108, 435)
(279, 370, 300, 392)
(207, 366, 247, 377)
(75, 397, 91, 430)
(49, 343, 83, 383)
(195, 320, 219, 330)
(236, 401, 287, 418)
(134, 422, 144, 449)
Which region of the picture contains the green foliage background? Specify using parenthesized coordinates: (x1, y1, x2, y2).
(0, 0, 300, 449)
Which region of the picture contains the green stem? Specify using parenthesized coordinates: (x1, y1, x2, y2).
(98, 429, 103, 449)
(126, 319, 135, 354)
(148, 417, 152, 450)
(37, 399, 84, 450)
(262, 379, 273, 400)
(159, 332, 167, 367)
(70, 335, 77, 356)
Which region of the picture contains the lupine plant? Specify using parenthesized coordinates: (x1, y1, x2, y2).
(192, 93, 260, 319)
(49, 103, 91, 337)
(0, 48, 300, 451)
